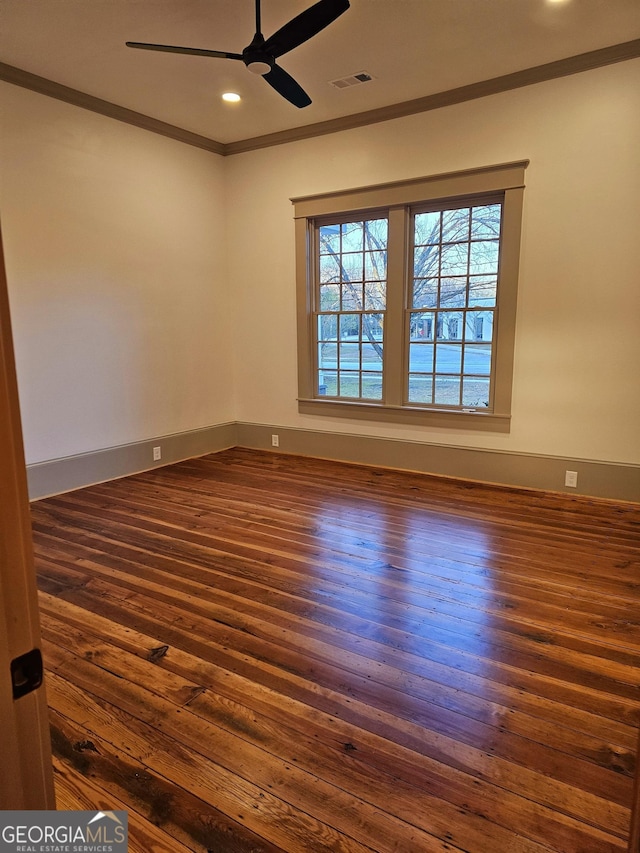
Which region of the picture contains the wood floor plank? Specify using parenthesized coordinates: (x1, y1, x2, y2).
(37, 557, 636, 800)
(40, 576, 633, 837)
(33, 486, 637, 598)
(49, 665, 288, 853)
(34, 492, 640, 661)
(45, 661, 466, 853)
(39, 602, 628, 853)
(30, 516, 640, 718)
(32, 495, 640, 673)
(51, 754, 197, 853)
(31, 448, 640, 853)
(33, 524, 640, 730)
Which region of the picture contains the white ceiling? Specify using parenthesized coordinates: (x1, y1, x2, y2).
(1, 0, 639, 145)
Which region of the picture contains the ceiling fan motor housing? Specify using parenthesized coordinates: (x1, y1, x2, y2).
(243, 33, 274, 75)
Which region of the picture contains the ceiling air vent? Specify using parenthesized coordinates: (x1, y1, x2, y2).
(329, 71, 374, 90)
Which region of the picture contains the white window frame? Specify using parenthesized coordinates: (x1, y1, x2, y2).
(293, 161, 528, 432)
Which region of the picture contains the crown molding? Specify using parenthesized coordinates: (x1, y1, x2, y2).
(0, 61, 226, 155)
(225, 38, 640, 154)
(2, 38, 639, 158)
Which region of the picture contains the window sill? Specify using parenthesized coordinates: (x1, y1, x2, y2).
(298, 398, 511, 432)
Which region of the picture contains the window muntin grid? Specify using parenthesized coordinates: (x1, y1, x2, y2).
(315, 217, 388, 400)
(408, 202, 502, 410)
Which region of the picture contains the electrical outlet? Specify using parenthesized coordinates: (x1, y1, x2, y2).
(565, 470, 578, 488)
(271, 434, 279, 447)
(153, 446, 162, 462)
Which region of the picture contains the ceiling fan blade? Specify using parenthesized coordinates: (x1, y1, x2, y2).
(126, 41, 243, 61)
(263, 63, 311, 108)
(263, 0, 350, 58)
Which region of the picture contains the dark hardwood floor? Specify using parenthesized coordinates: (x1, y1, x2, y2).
(31, 447, 640, 852)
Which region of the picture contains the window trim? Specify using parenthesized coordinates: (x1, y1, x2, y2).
(293, 161, 527, 431)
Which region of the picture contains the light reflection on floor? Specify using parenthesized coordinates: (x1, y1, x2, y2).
(311, 492, 500, 684)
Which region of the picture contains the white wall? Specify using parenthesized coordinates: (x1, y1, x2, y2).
(226, 59, 640, 465)
(0, 83, 234, 465)
(1, 60, 638, 474)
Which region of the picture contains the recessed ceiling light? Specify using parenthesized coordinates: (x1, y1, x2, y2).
(222, 92, 241, 103)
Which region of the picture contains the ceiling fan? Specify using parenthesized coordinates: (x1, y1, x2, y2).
(126, 0, 350, 108)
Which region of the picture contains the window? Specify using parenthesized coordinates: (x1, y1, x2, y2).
(293, 162, 527, 431)
(408, 201, 500, 409)
(317, 217, 387, 400)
